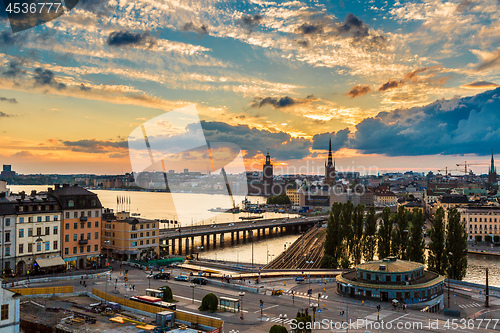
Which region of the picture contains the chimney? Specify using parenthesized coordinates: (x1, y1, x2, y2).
(54, 184, 61, 190)
(48, 188, 53, 193)
(31, 190, 37, 196)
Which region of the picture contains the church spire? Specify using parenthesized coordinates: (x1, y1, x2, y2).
(491, 150, 496, 174)
(327, 137, 333, 167)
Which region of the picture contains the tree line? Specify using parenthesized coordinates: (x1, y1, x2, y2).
(322, 203, 468, 280)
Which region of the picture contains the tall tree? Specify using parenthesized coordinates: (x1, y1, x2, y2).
(408, 208, 426, 263)
(446, 208, 468, 280)
(322, 203, 343, 268)
(351, 204, 365, 265)
(340, 201, 354, 268)
(363, 206, 378, 262)
(428, 207, 447, 275)
(393, 206, 410, 259)
(377, 207, 392, 259)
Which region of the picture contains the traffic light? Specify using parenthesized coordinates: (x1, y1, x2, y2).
(377, 304, 381, 311)
(308, 289, 312, 295)
(260, 299, 263, 306)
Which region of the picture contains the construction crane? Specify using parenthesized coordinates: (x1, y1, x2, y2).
(456, 161, 488, 181)
(437, 167, 451, 175)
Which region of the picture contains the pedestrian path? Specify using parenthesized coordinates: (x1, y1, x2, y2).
(268, 316, 294, 325)
(283, 290, 328, 299)
(458, 301, 482, 309)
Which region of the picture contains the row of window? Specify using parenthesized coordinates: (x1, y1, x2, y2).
(465, 217, 499, 222)
(64, 210, 100, 219)
(469, 224, 498, 230)
(64, 221, 99, 230)
(18, 216, 59, 223)
(357, 270, 423, 282)
(67, 199, 98, 208)
(64, 232, 99, 242)
(103, 223, 156, 230)
(18, 226, 58, 238)
(18, 241, 58, 254)
(64, 244, 99, 254)
(17, 204, 59, 212)
(130, 239, 156, 247)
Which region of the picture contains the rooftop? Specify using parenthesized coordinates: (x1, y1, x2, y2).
(357, 257, 423, 273)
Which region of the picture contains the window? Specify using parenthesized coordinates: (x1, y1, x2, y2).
(152, 223, 155, 228)
(87, 245, 91, 252)
(53, 241, 58, 250)
(45, 227, 50, 235)
(37, 216, 42, 222)
(87, 232, 91, 240)
(146, 232, 150, 237)
(80, 246, 84, 253)
(5, 247, 10, 256)
(95, 221, 99, 228)
(80, 222, 85, 229)
(65, 223, 69, 229)
(87, 221, 91, 228)
(65, 235, 69, 242)
(88, 211, 91, 217)
(81, 211, 85, 217)
(73, 212, 78, 218)
(146, 239, 149, 245)
(54, 215, 58, 221)
(131, 241, 137, 247)
(65, 212, 70, 219)
(68, 200, 74, 207)
(28, 217, 33, 223)
(65, 248, 69, 255)
(74, 222, 78, 229)
(140, 232, 144, 237)
(80, 233, 84, 240)
(140, 224, 144, 230)
(45, 242, 50, 251)
(131, 234, 137, 239)
(95, 211, 99, 217)
(1, 304, 8, 321)
(152, 239, 155, 244)
(36, 242, 41, 252)
(95, 232, 98, 240)
(5, 218, 10, 226)
(95, 244, 98, 251)
(73, 247, 77, 254)
(45, 216, 50, 222)
(5, 232, 10, 243)
(140, 240, 143, 245)
(28, 228, 33, 237)
(147, 224, 150, 229)
(112, 232, 115, 237)
(36, 227, 42, 236)
(19, 244, 23, 254)
(19, 206, 24, 212)
(53, 226, 58, 235)
(73, 234, 77, 241)
(152, 231, 155, 236)
(19, 217, 24, 223)
(28, 243, 32, 253)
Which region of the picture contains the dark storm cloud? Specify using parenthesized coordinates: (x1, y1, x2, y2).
(190, 121, 312, 160)
(250, 95, 316, 109)
(346, 84, 371, 98)
(0, 97, 17, 103)
(297, 23, 323, 35)
(337, 13, 369, 39)
(62, 139, 127, 153)
(0, 30, 27, 46)
(1, 60, 26, 78)
(350, 87, 500, 156)
(106, 31, 156, 48)
(33, 67, 66, 90)
(181, 22, 209, 36)
(312, 129, 350, 151)
(378, 79, 403, 91)
(240, 14, 263, 33)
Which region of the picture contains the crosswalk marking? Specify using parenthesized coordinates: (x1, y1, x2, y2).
(270, 317, 293, 324)
(459, 302, 482, 309)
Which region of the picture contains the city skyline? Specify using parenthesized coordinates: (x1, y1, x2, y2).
(0, 0, 499, 174)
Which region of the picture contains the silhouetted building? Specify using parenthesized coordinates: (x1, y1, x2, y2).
(324, 138, 335, 186)
(1, 165, 15, 178)
(263, 151, 273, 196)
(489, 151, 497, 184)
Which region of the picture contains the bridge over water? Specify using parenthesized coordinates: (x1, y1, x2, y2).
(159, 216, 327, 255)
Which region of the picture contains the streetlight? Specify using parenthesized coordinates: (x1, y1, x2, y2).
(311, 303, 318, 322)
(447, 251, 453, 309)
(279, 313, 287, 327)
(306, 260, 314, 306)
(343, 283, 352, 333)
(190, 283, 196, 304)
(239, 292, 245, 320)
(104, 240, 111, 267)
(147, 273, 153, 289)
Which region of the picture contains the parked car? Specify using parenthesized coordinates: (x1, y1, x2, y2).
(174, 275, 189, 282)
(229, 223, 234, 226)
(191, 277, 207, 285)
(153, 272, 171, 280)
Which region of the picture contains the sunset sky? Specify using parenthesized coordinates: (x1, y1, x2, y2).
(0, 0, 499, 175)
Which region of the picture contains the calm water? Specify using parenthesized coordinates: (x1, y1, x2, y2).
(8, 185, 499, 286)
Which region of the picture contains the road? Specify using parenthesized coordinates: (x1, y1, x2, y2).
(22, 261, 500, 332)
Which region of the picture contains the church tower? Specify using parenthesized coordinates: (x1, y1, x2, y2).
(325, 137, 336, 186)
(263, 151, 274, 196)
(489, 150, 497, 184)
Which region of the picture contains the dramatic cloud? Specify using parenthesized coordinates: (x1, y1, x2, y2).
(33, 68, 66, 90)
(378, 66, 444, 91)
(1, 60, 26, 78)
(62, 139, 128, 153)
(378, 79, 403, 91)
(240, 14, 263, 33)
(351, 87, 500, 156)
(250, 95, 316, 109)
(346, 85, 371, 98)
(461, 81, 499, 89)
(195, 121, 312, 160)
(311, 129, 350, 151)
(297, 23, 323, 35)
(0, 97, 17, 103)
(181, 22, 209, 36)
(106, 31, 156, 48)
(0, 31, 26, 46)
(476, 47, 500, 71)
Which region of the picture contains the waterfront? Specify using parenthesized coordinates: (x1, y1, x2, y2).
(8, 185, 500, 286)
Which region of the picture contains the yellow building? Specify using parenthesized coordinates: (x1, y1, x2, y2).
(285, 188, 301, 208)
(374, 191, 397, 207)
(101, 210, 159, 261)
(458, 206, 500, 242)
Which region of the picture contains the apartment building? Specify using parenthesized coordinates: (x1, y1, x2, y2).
(0, 286, 20, 333)
(101, 210, 159, 261)
(458, 206, 500, 242)
(50, 184, 102, 270)
(373, 191, 398, 207)
(0, 194, 17, 276)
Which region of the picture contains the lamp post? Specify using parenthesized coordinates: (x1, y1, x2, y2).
(147, 273, 152, 289)
(447, 251, 453, 309)
(190, 283, 196, 303)
(306, 260, 313, 306)
(311, 303, 317, 322)
(239, 291, 245, 320)
(343, 283, 352, 333)
(279, 313, 287, 327)
(104, 240, 110, 267)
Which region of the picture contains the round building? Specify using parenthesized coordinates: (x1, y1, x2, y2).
(336, 257, 444, 312)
